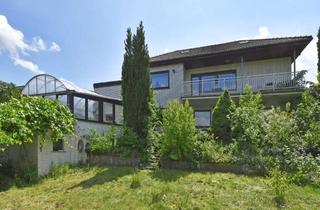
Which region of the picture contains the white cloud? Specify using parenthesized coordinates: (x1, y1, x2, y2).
(296, 37, 318, 82)
(254, 26, 270, 39)
(49, 42, 61, 52)
(31, 36, 46, 51)
(12, 56, 44, 74)
(0, 15, 61, 74)
(240, 26, 271, 40)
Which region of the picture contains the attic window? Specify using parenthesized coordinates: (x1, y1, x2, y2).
(239, 40, 249, 44)
(180, 50, 190, 54)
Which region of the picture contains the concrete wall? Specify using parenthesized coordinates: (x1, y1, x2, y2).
(150, 63, 184, 107)
(0, 140, 38, 173)
(37, 121, 120, 176)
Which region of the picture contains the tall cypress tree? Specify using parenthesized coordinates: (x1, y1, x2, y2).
(317, 27, 320, 74)
(121, 22, 151, 151)
(121, 28, 133, 127)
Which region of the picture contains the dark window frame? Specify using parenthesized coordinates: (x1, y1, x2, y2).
(191, 70, 237, 95)
(34, 91, 123, 126)
(70, 93, 123, 125)
(194, 110, 212, 129)
(53, 139, 64, 152)
(151, 70, 170, 89)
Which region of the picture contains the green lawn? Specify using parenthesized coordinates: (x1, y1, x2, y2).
(0, 166, 319, 210)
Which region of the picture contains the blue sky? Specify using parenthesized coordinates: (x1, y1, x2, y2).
(0, 0, 319, 89)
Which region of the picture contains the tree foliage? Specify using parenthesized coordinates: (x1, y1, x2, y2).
(0, 81, 21, 103)
(160, 100, 197, 161)
(293, 92, 320, 150)
(0, 97, 75, 151)
(121, 21, 152, 152)
(230, 86, 265, 159)
(211, 89, 235, 144)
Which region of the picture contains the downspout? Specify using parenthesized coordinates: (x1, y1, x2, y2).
(240, 56, 244, 91)
(293, 49, 296, 77)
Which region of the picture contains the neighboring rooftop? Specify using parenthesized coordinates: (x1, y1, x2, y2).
(150, 36, 313, 66)
(93, 80, 122, 89)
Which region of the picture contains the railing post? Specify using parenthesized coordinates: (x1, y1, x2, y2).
(272, 73, 275, 91)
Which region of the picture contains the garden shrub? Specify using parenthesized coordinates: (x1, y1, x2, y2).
(130, 172, 142, 189)
(262, 106, 301, 166)
(230, 86, 265, 163)
(117, 126, 141, 157)
(86, 126, 117, 154)
(211, 89, 235, 144)
(293, 92, 320, 152)
(283, 149, 320, 187)
(49, 163, 72, 179)
(194, 130, 233, 164)
(160, 100, 197, 161)
(269, 166, 289, 207)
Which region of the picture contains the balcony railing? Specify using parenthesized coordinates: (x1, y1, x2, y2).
(183, 72, 305, 97)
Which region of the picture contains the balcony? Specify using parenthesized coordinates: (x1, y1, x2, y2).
(183, 72, 305, 97)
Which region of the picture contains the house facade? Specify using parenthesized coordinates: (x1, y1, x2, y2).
(95, 36, 312, 128)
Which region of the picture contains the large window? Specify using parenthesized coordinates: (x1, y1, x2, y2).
(115, 104, 123, 124)
(74, 96, 86, 119)
(151, 71, 169, 89)
(88, 99, 99, 121)
(103, 102, 113, 123)
(194, 111, 211, 128)
(192, 71, 236, 95)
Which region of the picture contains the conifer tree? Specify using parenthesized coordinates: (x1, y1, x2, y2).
(121, 22, 151, 151)
(317, 27, 320, 73)
(211, 89, 235, 144)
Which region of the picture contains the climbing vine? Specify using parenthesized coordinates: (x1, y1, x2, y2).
(0, 96, 75, 151)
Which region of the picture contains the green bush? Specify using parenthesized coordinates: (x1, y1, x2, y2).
(117, 126, 140, 157)
(196, 140, 233, 164)
(86, 126, 117, 154)
(211, 90, 235, 144)
(269, 166, 289, 207)
(230, 85, 265, 162)
(160, 100, 197, 161)
(130, 172, 141, 189)
(293, 92, 320, 150)
(263, 106, 301, 158)
(49, 163, 71, 179)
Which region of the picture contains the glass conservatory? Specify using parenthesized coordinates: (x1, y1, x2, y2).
(22, 74, 123, 125)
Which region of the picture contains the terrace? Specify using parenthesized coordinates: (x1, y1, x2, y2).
(183, 71, 305, 97)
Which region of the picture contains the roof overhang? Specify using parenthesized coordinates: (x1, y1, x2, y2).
(150, 37, 312, 69)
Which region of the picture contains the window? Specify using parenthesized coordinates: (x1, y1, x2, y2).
(194, 111, 211, 127)
(191, 71, 236, 95)
(115, 104, 123, 124)
(74, 96, 86, 119)
(37, 75, 46, 94)
(53, 139, 64, 151)
(57, 95, 68, 106)
(151, 71, 169, 89)
(103, 102, 113, 123)
(88, 99, 99, 121)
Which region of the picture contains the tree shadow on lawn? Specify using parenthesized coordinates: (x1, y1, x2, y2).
(68, 166, 135, 189)
(149, 168, 191, 182)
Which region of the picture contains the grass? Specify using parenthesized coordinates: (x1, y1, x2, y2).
(0, 166, 320, 209)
